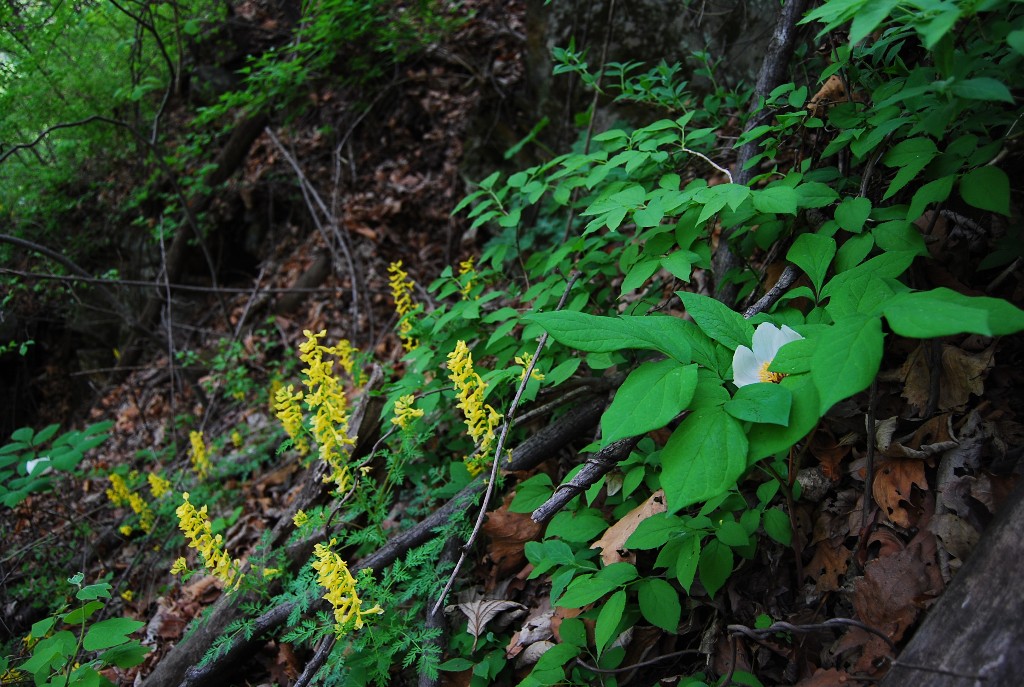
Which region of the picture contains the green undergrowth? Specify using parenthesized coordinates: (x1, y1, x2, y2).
(2, 0, 1023, 685)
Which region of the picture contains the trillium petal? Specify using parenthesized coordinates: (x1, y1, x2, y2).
(732, 345, 762, 387)
(751, 323, 803, 362)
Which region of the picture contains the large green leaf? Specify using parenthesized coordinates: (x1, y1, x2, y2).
(959, 167, 1010, 216)
(883, 288, 1024, 338)
(637, 578, 681, 632)
(525, 312, 692, 363)
(596, 590, 627, 655)
(811, 315, 884, 414)
(677, 291, 754, 350)
(787, 233, 836, 295)
(661, 408, 748, 513)
(601, 361, 698, 443)
(747, 375, 822, 461)
(724, 383, 793, 426)
(752, 186, 799, 215)
(83, 617, 145, 651)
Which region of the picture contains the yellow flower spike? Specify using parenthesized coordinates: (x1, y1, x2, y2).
(447, 340, 502, 475)
(119, 525, 134, 537)
(514, 352, 545, 383)
(148, 472, 171, 498)
(391, 394, 424, 429)
(127, 492, 155, 533)
(311, 539, 383, 636)
(458, 256, 478, 300)
(293, 510, 309, 527)
(120, 590, 134, 602)
(106, 473, 131, 507)
(387, 261, 419, 351)
(274, 384, 309, 455)
(189, 431, 212, 480)
(298, 329, 357, 494)
(175, 493, 243, 588)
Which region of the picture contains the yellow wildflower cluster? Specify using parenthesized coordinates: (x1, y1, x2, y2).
(458, 256, 478, 299)
(107, 473, 156, 533)
(312, 539, 383, 634)
(391, 394, 424, 430)
(300, 329, 356, 493)
(189, 431, 211, 480)
(106, 473, 131, 506)
(293, 510, 310, 527)
(387, 261, 419, 351)
(274, 384, 310, 455)
(514, 352, 546, 383)
(148, 472, 172, 498)
(447, 340, 502, 475)
(174, 492, 243, 588)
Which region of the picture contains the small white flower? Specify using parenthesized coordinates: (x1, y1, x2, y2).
(25, 456, 52, 476)
(732, 323, 804, 387)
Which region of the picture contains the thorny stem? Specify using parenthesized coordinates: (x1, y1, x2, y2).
(431, 271, 582, 617)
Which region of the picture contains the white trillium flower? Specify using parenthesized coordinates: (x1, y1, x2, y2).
(732, 323, 804, 387)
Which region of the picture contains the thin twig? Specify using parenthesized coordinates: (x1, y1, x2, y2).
(431, 271, 582, 617)
(684, 147, 733, 183)
(861, 377, 878, 534)
(727, 617, 895, 651)
(0, 266, 352, 294)
(574, 649, 703, 674)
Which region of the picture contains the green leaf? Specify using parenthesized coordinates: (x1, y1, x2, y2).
(662, 250, 697, 282)
(601, 361, 698, 443)
(795, 181, 839, 209)
(883, 288, 1024, 337)
(834, 196, 871, 233)
(882, 138, 937, 199)
(525, 312, 692, 364)
(678, 291, 754, 350)
(747, 375, 822, 461)
(715, 520, 751, 547)
(626, 512, 686, 549)
(768, 337, 817, 375)
(83, 617, 144, 651)
(525, 540, 576, 577)
(959, 167, 1010, 216)
(510, 474, 554, 513)
(595, 590, 627, 654)
(63, 600, 104, 625)
(557, 563, 638, 608)
(32, 423, 60, 446)
(99, 642, 150, 669)
(724, 383, 793, 426)
(547, 509, 608, 543)
(661, 408, 748, 513)
(1008, 29, 1024, 56)
(698, 539, 733, 597)
(951, 77, 1014, 103)
(872, 221, 927, 256)
(907, 175, 954, 221)
(637, 578, 681, 632)
(439, 658, 476, 671)
(752, 186, 799, 215)
(848, 0, 897, 44)
(77, 582, 112, 600)
(674, 534, 701, 592)
(762, 507, 792, 545)
(787, 233, 836, 295)
(811, 315, 884, 414)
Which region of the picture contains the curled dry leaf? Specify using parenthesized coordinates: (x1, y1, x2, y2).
(590, 489, 666, 566)
(515, 640, 555, 668)
(872, 458, 927, 528)
(505, 605, 554, 659)
(453, 599, 527, 651)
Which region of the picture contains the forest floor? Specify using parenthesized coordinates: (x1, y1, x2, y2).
(2, 0, 1023, 685)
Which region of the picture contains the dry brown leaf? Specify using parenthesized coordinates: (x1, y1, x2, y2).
(931, 512, 980, 561)
(590, 489, 666, 566)
(454, 599, 527, 651)
(795, 668, 855, 686)
(806, 536, 850, 592)
(872, 458, 927, 527)
(809, 429, 850, 481)
(900, 343, 995, 414)
(505, 604, 554, 659)
(483, 497, 544, 581)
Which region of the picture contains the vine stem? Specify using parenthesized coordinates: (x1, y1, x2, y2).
(430, 271, 582, 617)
